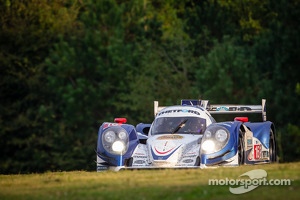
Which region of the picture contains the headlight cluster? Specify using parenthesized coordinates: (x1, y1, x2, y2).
(102, 126, 129, 155)
(201, 126, 230, 154)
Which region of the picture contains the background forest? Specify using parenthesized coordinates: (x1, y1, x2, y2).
(0, 0, 299, 174)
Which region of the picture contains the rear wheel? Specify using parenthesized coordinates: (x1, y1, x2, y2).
(238, 131, 245, 165)
(269, 129, 276, 162)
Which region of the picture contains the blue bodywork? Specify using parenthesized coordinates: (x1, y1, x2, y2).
(200, 121, 275, 166)
(200, 121, 242, 165)
(97, 123, 139, 167)
(245, 121, 274, 149)
(244, 121, 275, 164)
(96, 99, 276, 170)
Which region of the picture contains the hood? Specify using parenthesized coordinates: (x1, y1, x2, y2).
(147, 134, 201, 166)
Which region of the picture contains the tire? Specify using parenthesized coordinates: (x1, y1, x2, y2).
(194, 156, 200, 166)
(238, 131, 245, 165)
(125, 157, 133, 167)
(269, 129, 276, 162)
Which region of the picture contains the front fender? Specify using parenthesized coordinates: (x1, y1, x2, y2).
(97, 123, 139, 166)
(201, 121, 243, 165)
(245, 121, 275, 149)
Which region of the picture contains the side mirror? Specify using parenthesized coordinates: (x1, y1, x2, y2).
(137, 132, 148, 140)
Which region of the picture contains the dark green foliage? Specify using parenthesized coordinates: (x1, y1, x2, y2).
(0, 0, 80, 173)
(0, 0, 299, 173)
(195, 36, 258, 104)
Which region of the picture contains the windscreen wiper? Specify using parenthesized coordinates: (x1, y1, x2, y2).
(171, 119, 188, 134)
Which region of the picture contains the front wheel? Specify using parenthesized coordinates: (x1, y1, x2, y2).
(194, 156, 200, 166)
(238, 131, 245, 165)
(125, 157, 133, 167)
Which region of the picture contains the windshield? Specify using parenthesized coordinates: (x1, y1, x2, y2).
(151, 117, 206, 135)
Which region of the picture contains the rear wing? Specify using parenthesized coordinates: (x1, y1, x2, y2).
(154, 99, 267, 121)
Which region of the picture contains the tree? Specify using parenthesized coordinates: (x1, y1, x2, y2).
(44, 0, 146, 170)
(195, 36, 258, 104)
(118, 35, 199, 123)
(0, 0, 79, 173)
(1, 0, 299, 173)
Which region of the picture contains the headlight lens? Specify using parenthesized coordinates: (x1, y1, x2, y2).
(104, 131, 116, 143)
(205, 130, 212, 138)
(201, 126, 230, 154)
(215, 129, 228, 142)
(102, 126, 129, 155)
(202, 140, 215, 153)
(118, 131, 127, 140)
(112, 141, 125, 152)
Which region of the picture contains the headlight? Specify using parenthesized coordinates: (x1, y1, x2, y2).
(201, 126, 230, 154)
(205, 130, 212, 138)
(215, 129, 228, 142)
(104, 131, 116, 143)
(102, 126, 129, 155)
(112, 141, 125, 152)
(118, 131, 127, 140)
(202, 140, 215, 153)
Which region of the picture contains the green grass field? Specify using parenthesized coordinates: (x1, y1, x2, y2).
(0, 162, 299, 200)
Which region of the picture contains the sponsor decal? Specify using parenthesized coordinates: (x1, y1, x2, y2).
(103, 123, 120, 129)
(182, 155, 197, 158)
(158, 109, 200, 116)
(216, 106, 229, 111)
(152, 161, 170, 166)
(133, 160, 146, 164)
(154, 146, 175, 155)
(182, 159, 194, 163)
(254, 144, 262, 160)
(134, 152, 146, 155)
(151, 145, 182, 160)
(97, 166, 109, 171)
(244, 128, 253, 151)
(133, 156, 148, 159)
(247, 136, 266, 161)
(212, 106, 252, 112)
(247, 138, 252, 148)
(262, 151, 269, 159)
(157, 135, 183, 140)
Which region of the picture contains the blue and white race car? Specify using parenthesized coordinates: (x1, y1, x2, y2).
(96, 99, 277, 171)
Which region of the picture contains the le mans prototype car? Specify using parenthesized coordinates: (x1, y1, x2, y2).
(96, 99, 277, 171)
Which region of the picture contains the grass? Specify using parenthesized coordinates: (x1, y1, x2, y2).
(0, 162, 299, 200)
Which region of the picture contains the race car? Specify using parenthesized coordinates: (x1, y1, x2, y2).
(96, 99, 277, 171)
